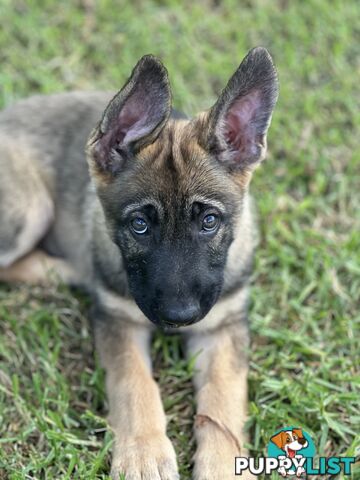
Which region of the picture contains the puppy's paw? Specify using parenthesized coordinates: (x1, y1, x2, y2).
(110, 433, 179, 480)
(193, 444, 255, 480)
(193, 420, 254, 480)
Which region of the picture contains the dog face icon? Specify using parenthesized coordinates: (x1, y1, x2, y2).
(271, 428, 308, 458)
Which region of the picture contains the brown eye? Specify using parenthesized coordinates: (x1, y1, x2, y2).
(202, 214, 219, 232)
(131, 217, 148, 234)
(286, 436, 291, 443)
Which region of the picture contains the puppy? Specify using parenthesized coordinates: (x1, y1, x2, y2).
(0, 47, 279, 479)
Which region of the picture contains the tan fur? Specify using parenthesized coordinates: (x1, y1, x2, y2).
(187, 324, 254, 480)
(0, 198, 53, 268)
(0, 249, 78, 284)
(0, 138, 54, 268)
(95, 323, 179, 480)
(96, 286, 151, 328)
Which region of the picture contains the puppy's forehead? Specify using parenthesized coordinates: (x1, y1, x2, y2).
(139, 119, 206, 174)
(135, 119, 239, 206)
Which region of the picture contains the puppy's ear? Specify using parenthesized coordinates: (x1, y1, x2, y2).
(293, 428, 304, 438)
(88, 55, 171, 177)
(203, 47, 278, 171)
(271, 431, 286, 450)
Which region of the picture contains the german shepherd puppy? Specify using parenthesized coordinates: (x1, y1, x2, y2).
(0, 47, 278, 479)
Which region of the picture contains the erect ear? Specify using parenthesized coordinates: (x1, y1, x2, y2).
(87, 55, 171, 177)
(204, 47, 279, 171)
(271, 431, 286, 450)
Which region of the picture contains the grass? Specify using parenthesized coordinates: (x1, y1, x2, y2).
(0, 0, 359, 478)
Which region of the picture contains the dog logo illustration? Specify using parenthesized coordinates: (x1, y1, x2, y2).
(268, 427, 315, 477)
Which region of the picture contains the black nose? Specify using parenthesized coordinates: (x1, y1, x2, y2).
(160, 302, 201, 327)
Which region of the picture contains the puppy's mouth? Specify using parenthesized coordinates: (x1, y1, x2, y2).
(287, 447, 296, 458)
(159, 318, 201, 329)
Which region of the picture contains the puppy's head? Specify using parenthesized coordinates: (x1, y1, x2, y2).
(87, 49, 278, 328)
(271, 429, 308, 458)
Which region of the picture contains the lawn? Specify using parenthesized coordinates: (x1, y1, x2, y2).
(0, 0, 359, 479)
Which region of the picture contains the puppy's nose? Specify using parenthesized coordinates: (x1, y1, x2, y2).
(161, 303, 201, 326)
(298, 437, 307, 445)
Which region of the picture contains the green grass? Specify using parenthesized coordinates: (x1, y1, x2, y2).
(0, 0, 359, 478)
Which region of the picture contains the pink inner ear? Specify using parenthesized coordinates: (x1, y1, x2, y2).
(96, 91, 159, 173)
(223, 90, 261, 157)
(117, 98, 152, 144)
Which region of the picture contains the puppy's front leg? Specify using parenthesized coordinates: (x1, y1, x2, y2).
(186, 322, 254, 480)
(95, 319, 179, 480)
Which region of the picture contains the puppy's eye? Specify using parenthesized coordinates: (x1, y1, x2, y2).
(131, 217, 148, 235)
(202, 214, 219, 232)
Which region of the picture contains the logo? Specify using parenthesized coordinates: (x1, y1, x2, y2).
(268, 427, 315, 477)
(235, 426, 355, 477)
